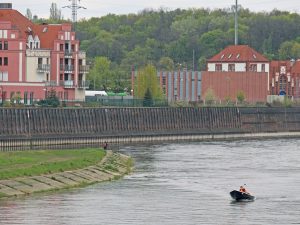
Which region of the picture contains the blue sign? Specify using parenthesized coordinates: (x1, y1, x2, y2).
(279, 90, 286, 96)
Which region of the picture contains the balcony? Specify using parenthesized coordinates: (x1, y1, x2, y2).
(79, 65, 90, 73)
(37, 64, 50, 73)
(64, 50, 73, 58)
(78, 80, 90, 89)
(60, 64, 74, 72)
(44, 81, 57, 87)
(60, 80, 75, 89)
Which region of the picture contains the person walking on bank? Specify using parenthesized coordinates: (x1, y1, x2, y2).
(103, 142, 108, 150)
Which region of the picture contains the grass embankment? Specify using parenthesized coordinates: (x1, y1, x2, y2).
(0, 149, 106, 180)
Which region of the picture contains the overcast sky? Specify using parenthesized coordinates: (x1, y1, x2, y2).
(11, 0, 300, 20)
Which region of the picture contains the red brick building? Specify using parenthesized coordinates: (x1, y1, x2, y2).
(0, 3, 89, 105)
(270, 60, 300, 98)
(202, 45, 270, 103)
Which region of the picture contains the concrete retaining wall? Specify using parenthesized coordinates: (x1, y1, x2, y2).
(0, 107, 300, 149)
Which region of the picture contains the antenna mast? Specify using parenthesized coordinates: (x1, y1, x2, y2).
(234, 0, 238, 45)
(63, 0, 86, 31)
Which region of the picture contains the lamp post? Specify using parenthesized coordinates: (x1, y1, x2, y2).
(43, 87, 48, 99)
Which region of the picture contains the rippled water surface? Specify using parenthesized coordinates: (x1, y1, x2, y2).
(1, 139, 300, 225)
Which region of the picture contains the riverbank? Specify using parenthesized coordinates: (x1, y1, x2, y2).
(0, 150, 133, 198)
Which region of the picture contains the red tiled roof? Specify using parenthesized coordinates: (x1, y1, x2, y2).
(208, 45, 269, 62)
(34, 24, 62, 49)
(0, 9, 69, 49)
(0, 9, 34, 38)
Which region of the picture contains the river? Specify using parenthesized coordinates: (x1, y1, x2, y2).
(0, 139, 300, 225)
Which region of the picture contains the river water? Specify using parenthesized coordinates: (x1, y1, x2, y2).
(0, 139, 300, 225)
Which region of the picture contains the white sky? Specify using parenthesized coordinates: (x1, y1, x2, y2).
(11, 0, 300, 20)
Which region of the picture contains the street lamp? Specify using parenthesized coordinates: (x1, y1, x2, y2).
(43, 87, 48, 99)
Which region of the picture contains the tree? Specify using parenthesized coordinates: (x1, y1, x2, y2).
(198, 56, 207, 71)
(26, 8, 32, 20)
(38, 88, 60, 107)
(50, 3, 62, 21)
(236, 90, 246, 104)
(143, 88, 154, 107)
(278, 41, 300, 60)
(87, 57, 112, 91)
(158, 57, 174, 71)
(204, 88, 216, 105)
(135, 64, 163, 100)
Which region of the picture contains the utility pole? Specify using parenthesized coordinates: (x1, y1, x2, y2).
(235, 0, 238, 45)
(193, 49, 195, 71)
(63, 0, 86, 31)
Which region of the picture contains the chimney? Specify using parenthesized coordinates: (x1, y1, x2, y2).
(0, 3, 12, 9)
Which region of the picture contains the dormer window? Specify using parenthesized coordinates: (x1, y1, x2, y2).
(228, 54, 232, 59)
(221, 54, 225, 59)
(253, 54, 257, 59)
(236, 54, 240, 59)
(34, 35, 40, 49)
(43, 27, 48, 33)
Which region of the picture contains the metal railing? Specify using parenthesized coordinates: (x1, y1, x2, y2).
(60, 80, 74, 88)
(79, 65, 90, 73)
(78, 80, 90, 89)
(44, 81, 57, 87)
(60, 64, 74, 72)
(64, 50, 73, 56)
(37, 64, 50, 72)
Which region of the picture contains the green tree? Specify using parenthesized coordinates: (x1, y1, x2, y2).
(158, 57, 174, 71)
(135, 64, 163, 100)
(143, 88, 154, 107)
(26, 8, 32, 20)
(38, 88, 60, 107)
(278, 41, 300, 60)
(204, 88, 216, 105)
(87, 57, 112, 91)
(236, 90, 246, 104)
(49, 3, 62, 21)
(198, 56, 207, 71)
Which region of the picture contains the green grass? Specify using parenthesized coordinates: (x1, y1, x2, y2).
(0, 149, 106, 180)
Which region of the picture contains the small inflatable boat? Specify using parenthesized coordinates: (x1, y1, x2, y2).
(230, 190, 255, 201)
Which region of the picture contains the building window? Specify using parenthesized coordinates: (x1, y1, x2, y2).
(0, 57, 2, 66)
(162, 76, 166, 85)
(3, 41, 8, 50)
(60, 44, 64, 51)
(262, 64, 265, 72)
(38, 58, 43, 65)
(29, 92, 34, 105)
(215, 64, 222, 71)
(10, 92, 15, 101)
(24, 92, 28, 105)
(228, 64, 235, 72)
(279, 75, 287, 91)
(0, 42, 2, 50)
(4, 57, 8, 66)
(249, 64, 257, 72)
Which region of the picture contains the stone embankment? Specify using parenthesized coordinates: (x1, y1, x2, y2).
(0, 151, 132, 198)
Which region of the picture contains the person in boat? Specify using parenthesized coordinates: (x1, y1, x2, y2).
(239, 185, 249, 194)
